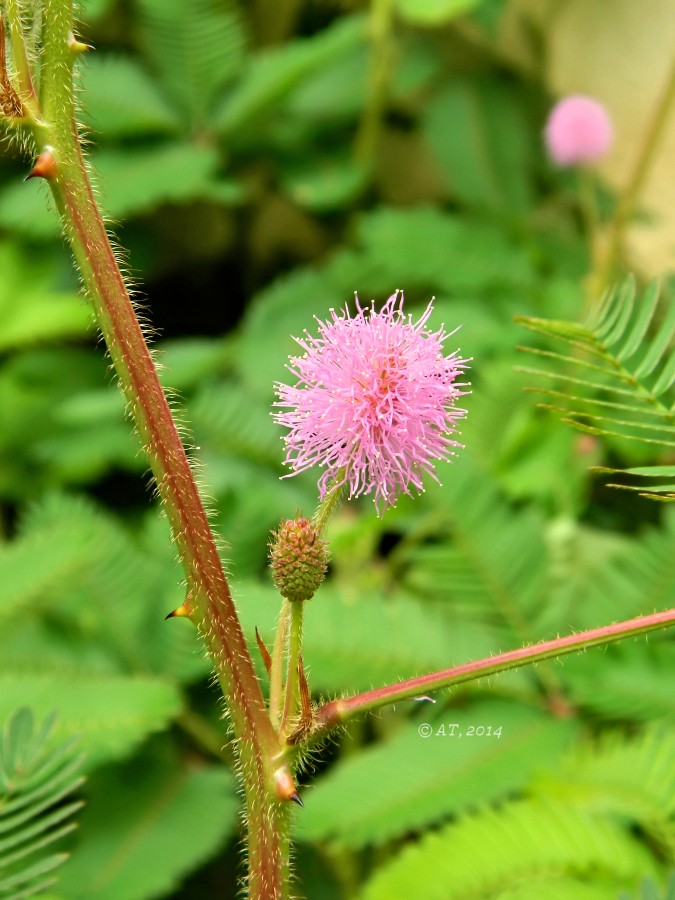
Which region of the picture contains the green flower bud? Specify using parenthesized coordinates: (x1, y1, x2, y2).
(269, 517, 328, 602)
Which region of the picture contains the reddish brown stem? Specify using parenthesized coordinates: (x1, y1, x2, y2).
(32, 2, 293, 895)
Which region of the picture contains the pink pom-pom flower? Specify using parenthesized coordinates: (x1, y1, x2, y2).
(273, 292, 470, 513)
(545, 95, 613, 166)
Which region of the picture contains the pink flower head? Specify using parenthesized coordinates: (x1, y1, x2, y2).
(545, 95, 613, 166)
(273, 292, 469, 513)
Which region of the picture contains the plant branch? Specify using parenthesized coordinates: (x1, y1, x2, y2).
(310, 608, 675, 739)
(27, 3, 294, 895)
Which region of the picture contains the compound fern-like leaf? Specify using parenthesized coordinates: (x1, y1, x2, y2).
(0, 708, 84, 898)
(517, 279, 675, 500)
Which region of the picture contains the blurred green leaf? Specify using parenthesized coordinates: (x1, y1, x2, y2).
(0, 673, 181, 768)
(214, 15, 366, 134)
(300, 699, 578, 848)
(0, 241, 90, 348)
(0, 708, 84, 900)
(80, 55, 182, 138)
(280, 155, 368, 212)
(135, 0, 247, 128)
(395, 0, 485, 25)
(93, 143, 221, 218)
(58, 746, 237, 899)
(0, 174, 59, 238)
(360, 797, 660, 899)
(0, 144, 222, 237)
(424, 77, 535, 214)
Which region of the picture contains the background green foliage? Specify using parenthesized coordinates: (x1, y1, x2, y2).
(0, 0, 674, 897)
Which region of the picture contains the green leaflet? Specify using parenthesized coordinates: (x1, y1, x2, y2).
(0, 347, 133, 497)
(397, 455, 551, 644)
(497, 879, 629, 900)
(135, 0, 247, 129)
(560, 642, 675, 724)
(0, 708, 84, 899)
(517, 279, 675, 500)
(57, 745, 237, 900)
(0, 492, 209, 685)
(359, 798, 660, 899)
(534, 725, 675, 857)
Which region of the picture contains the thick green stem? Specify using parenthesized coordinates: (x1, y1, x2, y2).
(31, 2, 292, 895)
(269, 601, 291, 730)
(280, 600, 304, 738)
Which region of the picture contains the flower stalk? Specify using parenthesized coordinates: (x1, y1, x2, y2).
(280, 600, 305, 739)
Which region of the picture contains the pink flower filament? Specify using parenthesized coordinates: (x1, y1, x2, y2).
(273, 292, 470, 513)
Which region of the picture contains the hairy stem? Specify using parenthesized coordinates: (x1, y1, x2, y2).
(30, 2, 293, 894)
(312, 479, 345, 535)
(4, 0, 38, 110)
(270, 601, 291, 730)
(280, 600, 304, 738)
(310, 607, 675, 740)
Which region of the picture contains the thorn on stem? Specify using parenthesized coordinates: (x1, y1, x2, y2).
(25, 148, 57, 181)
(274, 767, 301, 806)
(68, 33, 95, 54)
(165, 593, 194, 621)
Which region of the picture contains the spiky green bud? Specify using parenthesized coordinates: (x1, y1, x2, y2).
(269, 517, 328, 602)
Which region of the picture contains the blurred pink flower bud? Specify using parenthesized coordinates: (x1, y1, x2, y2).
(544, 95, 613, 166)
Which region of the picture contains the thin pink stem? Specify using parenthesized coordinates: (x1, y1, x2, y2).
(312, 608, 675, 736)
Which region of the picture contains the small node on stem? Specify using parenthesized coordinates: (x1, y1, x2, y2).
(25, 148, 57, 181)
